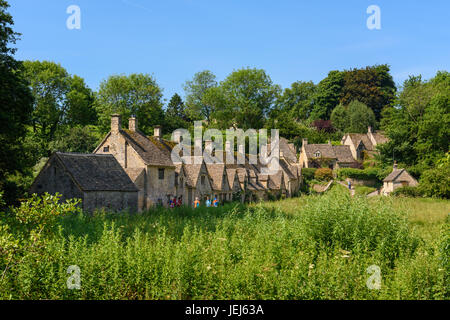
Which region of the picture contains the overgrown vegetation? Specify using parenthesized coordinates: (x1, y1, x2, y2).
(0, 189, 448, 300)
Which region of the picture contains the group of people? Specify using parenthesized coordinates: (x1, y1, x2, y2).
(168, 195, 183, 208)
(193, 196, 219, 208)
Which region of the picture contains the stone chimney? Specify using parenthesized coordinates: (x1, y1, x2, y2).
(111, 114, 121, 133)
(129, 116, 138, 132)
(368, 126, 372, 134)
(302, 138, 308, 146)
(393, 161, 398, 169)
(154, 125, 162, 140)
(328, 140, 332, 145)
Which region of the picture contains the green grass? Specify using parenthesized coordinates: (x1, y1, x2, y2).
(0, 188, 448, 300)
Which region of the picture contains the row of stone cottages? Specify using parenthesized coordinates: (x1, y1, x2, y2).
(30, 115, 416, 212)
(30, 115, 302, 212)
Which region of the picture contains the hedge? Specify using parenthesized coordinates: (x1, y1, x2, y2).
(391, 186, 422, 198)
(336, 168, 390, 182)
(302, 168, 317, 181)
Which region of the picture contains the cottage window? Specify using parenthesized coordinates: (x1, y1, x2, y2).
(175, 173, 179, 186)
(201, 175, 205, 185)
(314, 151, 321, 158)
(103, 146, 109, 152)
(158, 168, 165, 180)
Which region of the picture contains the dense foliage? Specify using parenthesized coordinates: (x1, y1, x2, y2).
(1, 188, 448, 299)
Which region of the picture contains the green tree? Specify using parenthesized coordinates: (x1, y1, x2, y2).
(23, 61, 71, 149)
(310, 70, 344, 120)
(0, 0, 34, 201)
(278, 81, 316, 121)
(184, 70, 218, 122)
(23, 61, 96, 156)
(347, 100, 376, 133)
(330, 103, 348, 132)
(164, 93, 190, 133)
(330, 101, 376, 133)
(95, 73, 164, 134)
(379, 71, 450, 172)
(340, 65, 396, 121)
(49, 125, 102, 153)
(65, 75, 97, 126)
(219, 68, 281, 129)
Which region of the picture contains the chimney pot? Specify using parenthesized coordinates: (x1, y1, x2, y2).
(154, 125, 162, 140)
(302, 138, 308, 146)
(129, 117, 138, 132)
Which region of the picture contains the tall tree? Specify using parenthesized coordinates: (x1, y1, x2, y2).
(277, 81, 316, 121)
(22, 61, 95, 155)
(65, 75, 97, 126)
(340, 64, 396, 121)
(95, 73, 164, 134)
(164, 93, 190, 133)
(310, 70, 344, 120)
(184, 70, 218, 122)
(379, 71, 450, 172)
(0, 0, 34, 197)
(218, 68, 281, 129)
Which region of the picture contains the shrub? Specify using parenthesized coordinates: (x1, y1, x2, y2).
(301, 168, 316, 181)
(299, 188, 419, 265)
(314, 168, 333, 181)
(391, 186, 421, 198)
(337, 167, 382, 181)
(418, 165, 450, 198)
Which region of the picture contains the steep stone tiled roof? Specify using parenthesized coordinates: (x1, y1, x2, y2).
(120, 129, 174, 167)
(347, 133, 374, 151)
(304, 144, 354, 163)
(332, 145, 355, 163)
(372, 132, 389, 145)
(304, 144, 336, 159)
(206, 164, 229, 191)
(54, 152, 138, 192)
(226, 168, 238, 190)
(279, 137, 298, 163)
(268, 170, 284, 190)
(183, 164, 203, 187)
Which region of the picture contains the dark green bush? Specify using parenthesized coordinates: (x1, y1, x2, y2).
(337, 167, 384, 181)
(302, 168, 316, 181)
(418, 165, 450, 199)
(391, 186, 422, 198)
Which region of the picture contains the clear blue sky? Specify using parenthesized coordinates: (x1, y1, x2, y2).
(8, 0, 450, 106)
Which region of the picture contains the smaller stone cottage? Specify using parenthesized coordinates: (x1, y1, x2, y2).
(29, 152, 139, 212)
(299, 139, 356, 170)
(382, 163, 418, 195)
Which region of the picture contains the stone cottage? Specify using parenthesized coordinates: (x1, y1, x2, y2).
(381, 162, 418, 195)
(341, 126, 389, 160)
(299, 139, 356, 169)
(29, 152, 138, 212)
(94, 114, 177, 210)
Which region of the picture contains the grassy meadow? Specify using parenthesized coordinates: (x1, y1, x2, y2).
(0, 186, 448, 300)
